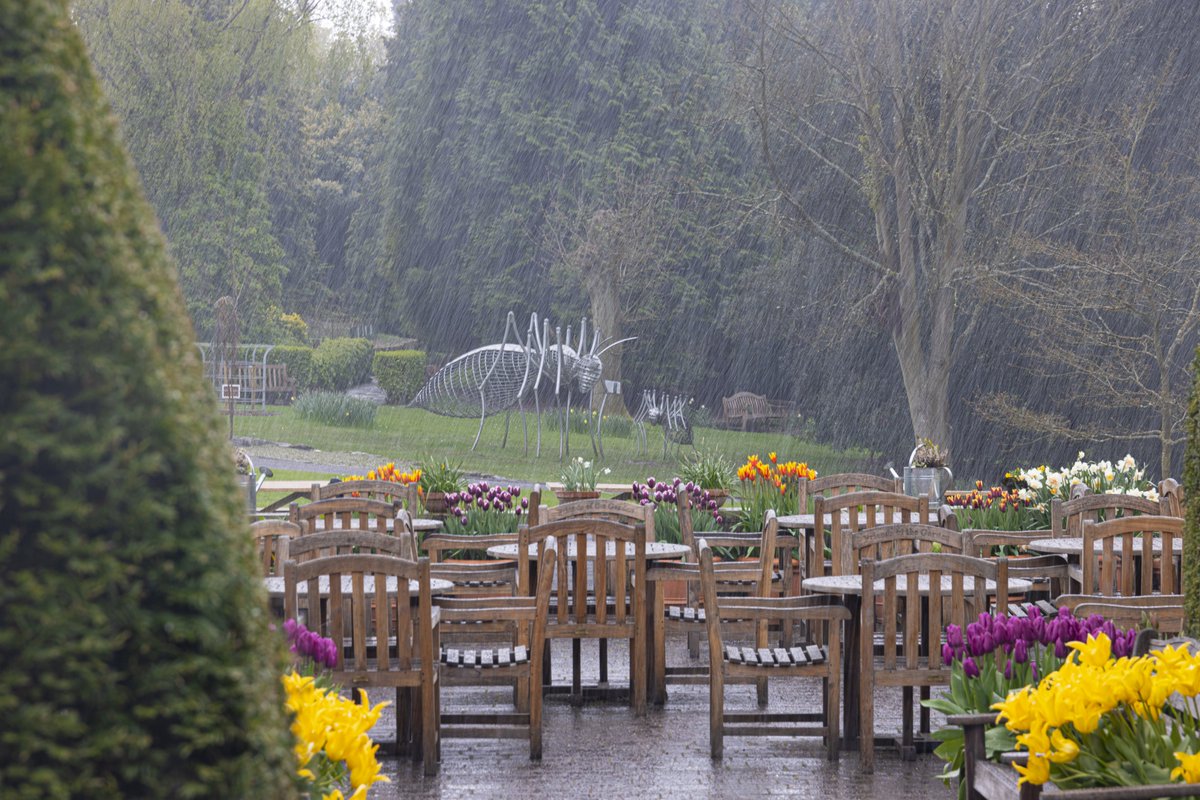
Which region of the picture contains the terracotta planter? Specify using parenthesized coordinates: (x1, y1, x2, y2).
(555, 490, 601, 503)
(705, 488, 731, 508)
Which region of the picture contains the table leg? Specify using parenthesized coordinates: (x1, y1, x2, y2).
(843, 594, 862, 749)
(649, 577, 665, 705)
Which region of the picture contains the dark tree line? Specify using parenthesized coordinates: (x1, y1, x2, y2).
(75, 0, 1200, 478)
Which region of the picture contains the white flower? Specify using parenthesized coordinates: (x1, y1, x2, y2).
(583, 461, 592, 469)
(603, 467, 612, 475)
(1120, 454, 1137, 471)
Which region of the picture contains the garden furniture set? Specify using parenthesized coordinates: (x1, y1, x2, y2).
(259, 472, 1190, 784)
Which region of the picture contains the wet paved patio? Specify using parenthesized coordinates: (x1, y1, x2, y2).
(370, 635, 957, 798)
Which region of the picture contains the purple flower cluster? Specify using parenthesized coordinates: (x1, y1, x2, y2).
(631, 477, 723, 525)
(284, 618, 337, 669)
(445, 483, 526, 520)
(943, 606, 1136, 680)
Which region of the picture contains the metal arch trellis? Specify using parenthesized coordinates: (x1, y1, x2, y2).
(411, 311, 635, 459)
(195, 342, 276, 410)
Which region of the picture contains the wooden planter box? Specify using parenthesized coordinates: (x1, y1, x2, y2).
(949, 713, 1199, 800)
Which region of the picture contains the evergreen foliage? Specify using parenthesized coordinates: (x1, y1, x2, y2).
(310, 337, 373, 391)
(373, 349, 427, 404)
(0, 2, 296, 796)
(1184, 345, 1200, 635)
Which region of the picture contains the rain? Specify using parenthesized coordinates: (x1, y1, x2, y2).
(7, 0, 1200, 795)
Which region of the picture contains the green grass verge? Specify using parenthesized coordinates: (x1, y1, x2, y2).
(233, 405, 874, 486)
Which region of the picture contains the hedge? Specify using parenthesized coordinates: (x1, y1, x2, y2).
(374, 349, 427, 404)
(310, 337, 373, 391)
(1184, 345, 1200, 636)
(270, 344, 314, 392)
(0, 3, 295, 795)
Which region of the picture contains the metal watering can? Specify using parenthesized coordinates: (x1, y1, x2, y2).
(893, 447, 952, 507)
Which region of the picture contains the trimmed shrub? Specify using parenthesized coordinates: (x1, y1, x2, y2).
(1184, 345, 1200, 636)
(374, 349, 426, 404)
(270, 344, 314, 392)
(294, 391, 378, 428)
(0, 2, 295, 796)
(311, 337, 373, 391)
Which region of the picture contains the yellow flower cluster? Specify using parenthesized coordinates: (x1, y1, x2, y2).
(344, 462, 421, 485)
(994, 634, 1200, 786)
(284, 672, 390, 799)
(736, 453, 816, 492)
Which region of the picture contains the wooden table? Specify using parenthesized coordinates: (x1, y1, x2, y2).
(802, 573, 1031, 749)
(1028, 537, 1182, 555)
(488, 541, 691, 703)
(258, 480, 322, 512)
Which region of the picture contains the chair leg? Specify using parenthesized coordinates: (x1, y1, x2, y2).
(422, 676, 439, 776)
(632, 632, 647, 716)
(826, 674, 840, 762)
(860, 669, 874, 772)
(902, 686, 915, 760)
(687, 629, 700, 659)
(756, 675, 768, 708)
(600, 638, 609, 683)
(710, 664, 724, 759)
(572, 638, 583, 706)
(530, 667, 544, 761)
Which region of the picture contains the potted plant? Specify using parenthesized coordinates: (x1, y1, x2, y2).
(904, 438, 952, 506)
(418, 456, 464, 513)
(679, 450, 734, 506)
(734, 453, 816, 531)
(556, 456, 609, 502)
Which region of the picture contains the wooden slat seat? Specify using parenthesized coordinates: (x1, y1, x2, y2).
(723, 644, 827, 666)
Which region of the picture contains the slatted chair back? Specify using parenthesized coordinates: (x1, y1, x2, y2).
(961, 529, 1071, 598)
(814, 491, 930, 576)
(1159, 478, 1185, 518)
(841, 523, 963, 582)
(517, 517, 648, 713)
(421, 532, 520, 599)
(290, 497, 397, 536)
(283, 552, 438, 774)
(286, 529, 410, 562)
(698, 539, 850, 760)
(435, 539, 557, 759)
(539, 497, 655, 542)
(312, 479, 419, 510)
(1050, 491, 1158, 538)
(859, 552, 1009, 772)
(251, 519, 297, 576)
(1057, 593, 1186, 634)
(799, 472, 901, 511)
(1081, 515, 1183, 597)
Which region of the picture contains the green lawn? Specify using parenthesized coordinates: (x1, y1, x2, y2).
(234, 405, 874, 486)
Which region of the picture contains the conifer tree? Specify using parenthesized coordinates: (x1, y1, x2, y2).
(0, 2, 296, 795)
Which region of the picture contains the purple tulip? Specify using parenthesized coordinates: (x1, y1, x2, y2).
(513, 487, 521, 498)
(942, 643, 955, 666)
(654, 491, 663, 504)
(963, 657, 980, 678)
(946, 624, 963, 649)
(1013, 639, 1028, 664)
(685, 481, 695, 493)
(520, 497, 529, 510)
(480, 499, 490, 511)
(647, 477, 657, 489)
(1004, 659, 1013, 680)
(515, 507, 523, 517)
(480, 482, 489, 493)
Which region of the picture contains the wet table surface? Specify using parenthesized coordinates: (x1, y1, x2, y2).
(486, 542, 692, 560)
(1028, 537, 1182, 555)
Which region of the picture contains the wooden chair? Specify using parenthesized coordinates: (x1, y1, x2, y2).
(960, 528, 1072, 599)
(1080, 514, 1183, 597)
(859, 552, 1009, 772)
(813, 491, 929, 576)
(1050, 491, 1161, 538)
(699, 539, 849, 760)
(799, 472, 902, 511)
(283, 553, 439, 775)
(647, 510, 781, 705)
(250, 519, 297, 576)
(312, 478, 419, 509)
(537, 496, 652, 686)
(290, 496, 398, 536)
(1159, 478, 1186, 518)
(287, 529, 411, 562)
(1057, 593, 1186, 634)
(517, 518, 648, 714)
(436, 538, 557, 760)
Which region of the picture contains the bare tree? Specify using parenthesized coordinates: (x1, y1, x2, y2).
(976, 76, 1200, 478)
(745, 0, 1125, 453)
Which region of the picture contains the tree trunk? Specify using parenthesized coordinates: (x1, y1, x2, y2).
(585, 269, 628, 415)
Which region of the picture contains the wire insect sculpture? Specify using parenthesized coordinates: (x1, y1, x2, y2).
(411, 312, 634, 458)
(632, 389, 692, 460)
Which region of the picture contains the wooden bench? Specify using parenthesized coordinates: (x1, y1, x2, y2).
(721, 391, 796, 430)
(260, 363, 296, 404)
